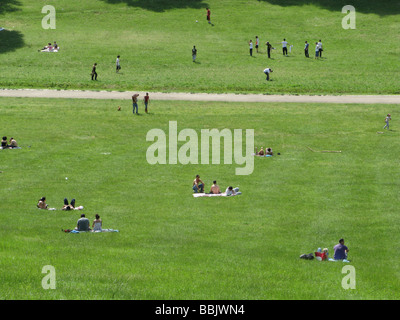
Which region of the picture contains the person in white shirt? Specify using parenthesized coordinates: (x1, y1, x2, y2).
(249, 40, 253, 56)
(263, 67, 273, 81)
(225, 186, 241, 196)
(116, 55, 121, 73)
(383, 113, 391, 130)
(315, 42, 319, 59)
(255, 36, 259, 53)
(281, 38, 289, 56)
(317, 40, 323, 57)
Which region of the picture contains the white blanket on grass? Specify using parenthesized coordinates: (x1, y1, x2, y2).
(193, 193, 241, 198)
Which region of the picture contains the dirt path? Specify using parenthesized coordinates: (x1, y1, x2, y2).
(0, 88, 399, 104)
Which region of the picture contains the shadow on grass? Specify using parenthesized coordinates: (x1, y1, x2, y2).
(0, 29, 24, 54)
(0, 0, 21, 15)
(258, 0, 400, 16)
(98, 0, 209, 12)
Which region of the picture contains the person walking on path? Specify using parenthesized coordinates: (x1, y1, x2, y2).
(144, 93, 150, 113)
(383, 113, 391, 130)
(304, 41, 309, 58)
(192, 45, 197, 62)
(91, 63, 98, 80)
(132, 93, 139, 114)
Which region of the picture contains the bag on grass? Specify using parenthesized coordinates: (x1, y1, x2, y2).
(300, 253, 314, 260)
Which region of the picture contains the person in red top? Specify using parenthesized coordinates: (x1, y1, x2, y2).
(206, 8, 211, 24)
(144, 93, 150, 113)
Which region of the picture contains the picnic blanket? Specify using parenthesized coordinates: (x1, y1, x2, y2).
(328, 258, 350, 263)
(69, 229, 119, 234)
(252, 153, 272, 157)
(193, 193, 241, 197)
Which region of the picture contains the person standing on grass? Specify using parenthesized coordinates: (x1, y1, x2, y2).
(116, 55, 121, 73)
(333, 239, 349, 260)
(249, 40, 253, 56)
(132, 93, 139, 114)
(255, 36, 259, 53)
(206, 8, 211, 24)
(315, 42, 319, 59)
(318, 40, 323, 57)
(192, 45, 197, 62)
(144, 93, 150, 113)
(383, 113, 391, 130)
(304, 41, 309, 57)
(281, 38, 289, 56)
(91, 63, 98, 80)
(266, 41, 273, 58)
(263, 67, 273, 81)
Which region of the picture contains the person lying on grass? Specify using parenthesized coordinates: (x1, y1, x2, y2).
(61, 198, 83, 210)
(192, 174, 204, 193)
(225, 186, 241, 196)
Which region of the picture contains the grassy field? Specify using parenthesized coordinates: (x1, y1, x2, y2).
(0, 97, 399, 299)
(0, 0, 399, 94)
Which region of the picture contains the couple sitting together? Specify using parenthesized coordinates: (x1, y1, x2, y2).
(255, 147, 273, 156)
(1, 136, 19, 149)
(74, 213, 102, 232)
(39, 41, 59, 52)
(192, 175, 241, 196)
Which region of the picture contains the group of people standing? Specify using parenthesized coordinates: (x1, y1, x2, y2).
(131, 92, 150, 114)
(304, 40, 323, 59)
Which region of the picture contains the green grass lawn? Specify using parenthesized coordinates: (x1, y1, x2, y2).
(0, 97, 399, 299)
(0, 0, 399, 94)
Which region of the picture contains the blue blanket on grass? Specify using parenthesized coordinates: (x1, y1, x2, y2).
(70, 229, 119, 234)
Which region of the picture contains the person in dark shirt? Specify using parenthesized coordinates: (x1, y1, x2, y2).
(91, 63, 97, 80)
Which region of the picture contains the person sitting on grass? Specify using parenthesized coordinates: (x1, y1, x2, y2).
(333, 238, 349, 261)
(1, 136, 8, 149)
(209, 180, 221, 194)
(37, 197, 48, 209)
(8, 137, 18, 149)
(265, 147, 273, 156)
(257, 147, 264, 156)
(192, 174, 204, 193)
(92, 214, 102, 232)
(75, 213, 91, 232)
(225, 186, 241, 196)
